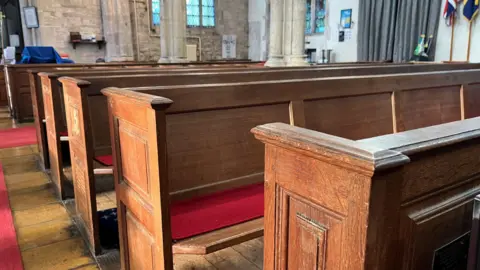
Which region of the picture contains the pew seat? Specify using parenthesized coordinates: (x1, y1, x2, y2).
(95, 155, 113, 166)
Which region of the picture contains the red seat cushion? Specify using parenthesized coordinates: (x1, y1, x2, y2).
(59, 131, 68, 136)
(170, 183, 264, 240)
(95, 155, 113, 166)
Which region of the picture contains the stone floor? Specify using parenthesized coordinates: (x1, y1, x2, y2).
(1, 109, 264, 269)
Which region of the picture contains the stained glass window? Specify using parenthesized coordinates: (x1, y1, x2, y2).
(314, 0, 325, 33)
(152, 0, 161, 26)
(305, 0, 326, 34)
(187, 0, 215, 27)
(305, 0, 312, 34)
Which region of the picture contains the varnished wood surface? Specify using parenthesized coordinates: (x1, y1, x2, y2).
(253, 119, 480, 269)
(0, 114, 264, 270)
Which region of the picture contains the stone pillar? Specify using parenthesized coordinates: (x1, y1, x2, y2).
(265, 0, 285, 67)
(169, 0, 187, 62)
(158, 0, 170, 63)
(284, 0, 308, 66)
(101, 0, 134, 62)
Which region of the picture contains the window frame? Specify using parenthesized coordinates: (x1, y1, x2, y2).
(187, 0, 216, 28)
(306, 0, 326, 36)
(150, 0, 161, 30)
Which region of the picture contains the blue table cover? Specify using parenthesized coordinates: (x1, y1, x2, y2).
(20, 46, 75, 64)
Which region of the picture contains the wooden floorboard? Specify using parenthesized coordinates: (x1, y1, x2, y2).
(0, 115, 264, 269)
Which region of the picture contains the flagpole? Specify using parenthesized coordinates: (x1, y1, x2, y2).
(449, 14, 456, 61)
(467, 20, 473, 62)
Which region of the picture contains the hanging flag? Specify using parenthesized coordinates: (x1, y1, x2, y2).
(463, 0, 479, 21)
(444, 0, 460, 25)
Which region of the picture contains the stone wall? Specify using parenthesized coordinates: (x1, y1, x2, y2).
(21, 0, 249, 62)
(131, 0, 249, 61)
(33, 0, 105, 63)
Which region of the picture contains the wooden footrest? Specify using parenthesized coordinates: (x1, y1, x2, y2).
(172, 218, 264, 255)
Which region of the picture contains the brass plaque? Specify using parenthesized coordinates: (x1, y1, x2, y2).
(432, 232, 470, 270)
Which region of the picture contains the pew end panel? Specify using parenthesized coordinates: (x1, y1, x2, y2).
(253, 119, 480, 269)
(252, 123, 407, 270)
(29, 70, 49, 170)
(40, 72, 73, 199)
(103, 88, 174, 270)
(59, 76, 107, 256)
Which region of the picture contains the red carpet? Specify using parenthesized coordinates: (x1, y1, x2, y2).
(0, 163, 23, 269)
(171, 183, 264, 240)
(0, 126, 36, 149)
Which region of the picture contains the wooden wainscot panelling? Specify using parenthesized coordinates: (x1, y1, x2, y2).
(303, 93, 393, 140)
(393, 85, 462, 132)
(253, 117, 480, 270)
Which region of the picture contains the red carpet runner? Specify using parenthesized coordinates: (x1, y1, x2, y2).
(0, 163, 23, 269)
(0, 126, 36, 149)
(171, 183, 264, 240)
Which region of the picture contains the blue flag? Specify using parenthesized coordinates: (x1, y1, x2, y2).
(463, 0, 479, 21)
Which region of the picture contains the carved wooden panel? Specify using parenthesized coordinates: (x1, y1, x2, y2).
(395, 86, 461, 132)
(125, 210, 155, 270)
(277, 188, 347, 270)
(118, 120, 150, 198)
(303, 93, 393, 140)
(166, 103, 289, 195)
(268, 145, 372, 270)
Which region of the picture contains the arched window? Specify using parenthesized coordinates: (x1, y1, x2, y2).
(305, 0, 326, 34)
(187, 0, 215, 28)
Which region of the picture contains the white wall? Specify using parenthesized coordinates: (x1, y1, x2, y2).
(435, 0, 480, 62)
(304, 0, 359, 63)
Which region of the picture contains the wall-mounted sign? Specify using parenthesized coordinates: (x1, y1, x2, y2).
(222, 35, 236, 59)
(340, 9, 352, 29)
(23, 6, 39, 29)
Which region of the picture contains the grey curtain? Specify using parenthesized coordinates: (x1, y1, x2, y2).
(358, 0, 442, 62)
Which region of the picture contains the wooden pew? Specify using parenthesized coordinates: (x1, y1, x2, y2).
(5, 61, 262, 122)
(99, 69, 480, 268)
(45, 63, 480, 198)
(253, 118, 480, 269)
(32, 66, 265, 170)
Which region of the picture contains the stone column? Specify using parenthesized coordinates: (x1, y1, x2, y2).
(158, 0, 170, 63)
(284, 0, 308, 66)
(101, 0, 134, 62)
(265, 0, 285, 67)
(169, 0, 187, 62)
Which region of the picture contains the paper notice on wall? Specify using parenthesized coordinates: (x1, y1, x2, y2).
(222, 35, 237, 59)
(344, 29, 352, 41)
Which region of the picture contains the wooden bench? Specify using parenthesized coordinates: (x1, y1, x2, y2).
(31, 65, 265, 170)
(5, 61, 262, 122)
(253, 118, 480, 269)
(99, 69, 480, 269)
(44, 63, 480, 198)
